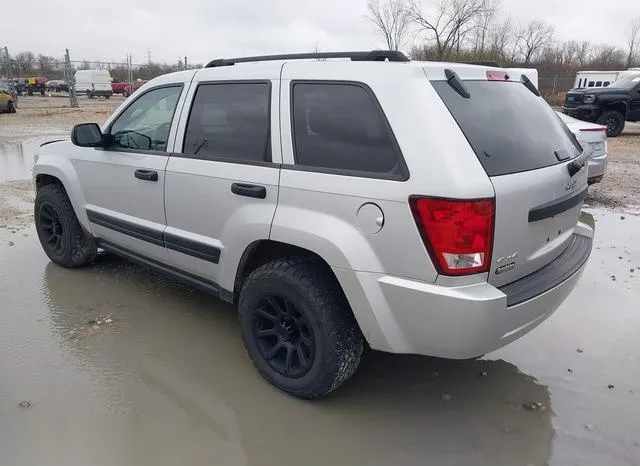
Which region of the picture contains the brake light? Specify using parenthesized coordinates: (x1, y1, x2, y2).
(486, 70, 510, 81)
(580, 126, 607, 132)
(410, 197, 495, 275)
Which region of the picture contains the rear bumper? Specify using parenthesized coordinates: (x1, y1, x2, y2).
(336, 228, 593, 359)
(587, 152, 607, 183)
(87, 90, 113, 96)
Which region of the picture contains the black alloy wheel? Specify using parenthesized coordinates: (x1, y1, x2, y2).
(251, 295, 315, 378)
(38, 201, 66, 256)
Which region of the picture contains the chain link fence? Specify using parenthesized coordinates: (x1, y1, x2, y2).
(539, 76, 576, 107)
(1, 46, 190, 112)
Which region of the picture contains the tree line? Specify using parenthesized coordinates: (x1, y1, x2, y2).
(367, 0, 640, 76)
(2, 51, 202, 81)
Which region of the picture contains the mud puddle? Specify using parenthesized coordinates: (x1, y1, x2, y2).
(0, 137, 60, 182)
(0, 208, 638, 466)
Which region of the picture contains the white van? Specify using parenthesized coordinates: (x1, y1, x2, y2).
(74, 70, 113, 99)
(574, 71, 620, 89)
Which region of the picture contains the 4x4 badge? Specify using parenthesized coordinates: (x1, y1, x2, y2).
(566, 178, 577, 191)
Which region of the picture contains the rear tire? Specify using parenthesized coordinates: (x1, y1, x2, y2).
(239, 258, 363, 399)
(105, 95, 111, 99)
(34, 184, 97, 268)
(7, 101, 16, 113)
(597, 110, 625, 137)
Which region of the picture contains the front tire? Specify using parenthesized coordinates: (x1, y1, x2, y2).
(239, 258, 363, 399)
(35, 184, 97, 268)
(7, 101, 16, 113)
(597, 110, 625, 137)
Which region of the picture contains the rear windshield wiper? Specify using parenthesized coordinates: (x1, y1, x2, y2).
(521, 75, 541, 96)
(444, 69, 470, 98)
(567, 150, 591, 177)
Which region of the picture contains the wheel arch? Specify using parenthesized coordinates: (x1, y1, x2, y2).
(230, 240, 338, 304)
(34, 163, 91, 232)
(229, 239, 390, 351)
(602, 101, 629, 117)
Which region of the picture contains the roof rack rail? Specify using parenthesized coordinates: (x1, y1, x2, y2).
(460, 61, 500, 67)
(205, 50, 410, 68)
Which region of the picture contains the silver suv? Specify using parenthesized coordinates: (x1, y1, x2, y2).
(33, 51, 594, 399)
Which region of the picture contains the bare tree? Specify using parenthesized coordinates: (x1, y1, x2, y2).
(14, 51, 35, 76)
(556, 41, 578, 67)
(488, 16, 513, 62)
(366, 0, 412, 51)
(469, 0, 499, 56)
(37, 54, 56, 76)
(408, 0, 495, 60)
(575, 40, 591, 67)
(591, 44, 626, 70)
(515, 20, 554, 64)
(626, 17, 640, 68)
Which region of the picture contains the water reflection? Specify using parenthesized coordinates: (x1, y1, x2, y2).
(0, 137, 57, 182)
(40, 256, 554, 466)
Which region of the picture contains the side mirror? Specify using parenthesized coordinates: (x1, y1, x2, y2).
(71, 123, 104, 147)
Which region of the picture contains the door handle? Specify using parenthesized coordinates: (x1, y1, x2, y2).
(231, 183, 266, 199)
(134, 169, 158, 182)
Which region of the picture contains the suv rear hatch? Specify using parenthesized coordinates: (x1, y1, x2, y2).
(428, 67, 588, 287)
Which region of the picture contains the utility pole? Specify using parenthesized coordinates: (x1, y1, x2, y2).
(2, 46, 18, 107)
(127, 53, 133, 89)
(184, 56, 188, 70)
(147, 49, 152, 65)
(64, 49, 78, 108)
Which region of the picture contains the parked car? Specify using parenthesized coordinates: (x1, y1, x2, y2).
(27, 76, 48, 96)
(74, 70, 113, 99)
(46, 80, 69, 92)
(111, 80, 146, 97)
(0, 82, 16, 113)
(12, 78, 27, 95)
(556, 112, 607, 185)
(32, 51, 594, 399)
(563, 73, 640, 137)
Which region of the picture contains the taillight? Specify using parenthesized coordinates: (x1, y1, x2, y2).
(580, 126, 607, 132)
(410, 197, 495, 276)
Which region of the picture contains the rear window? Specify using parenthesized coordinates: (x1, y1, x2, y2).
(432, 80, 582, 176)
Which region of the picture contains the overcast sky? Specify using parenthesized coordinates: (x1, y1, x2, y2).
(2, 0, 639, 66)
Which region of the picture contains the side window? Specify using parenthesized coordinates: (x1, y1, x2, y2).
(109, 86, 182, 152)
(182, 82, 270, 162)
(291, 82, 404, 178)
(588, 81, 595, 87)
(604, 81, 611, 87)
(596, 81, 602, 87)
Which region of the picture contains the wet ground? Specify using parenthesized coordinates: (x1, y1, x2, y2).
(0, 208, 638, 466)
(1, 122, 639, 465)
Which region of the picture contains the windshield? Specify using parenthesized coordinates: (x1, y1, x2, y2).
(432, 80, 582, 176)
(609, 75, 640, 89)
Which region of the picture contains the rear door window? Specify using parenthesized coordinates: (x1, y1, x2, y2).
(182, 82, 271, 162)
(291, 82, 406, 179)
(432, 80, 581, 176)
